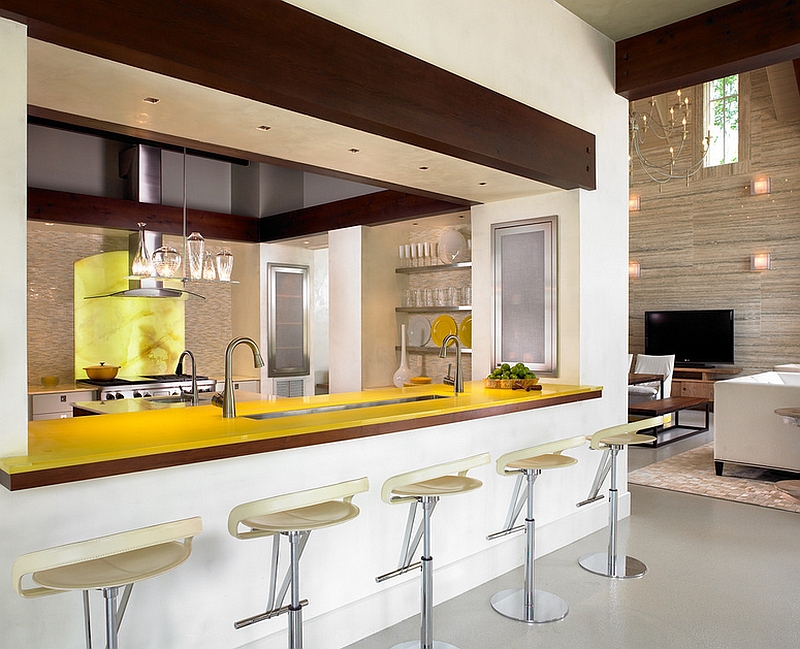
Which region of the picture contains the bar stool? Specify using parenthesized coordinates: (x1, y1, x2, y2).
(12, 516, 202, 649)
(228, 477, 369, 649)
(578, 416, 662, 579)
(487, 435, 585, 623)
(376, 452, 490, 649)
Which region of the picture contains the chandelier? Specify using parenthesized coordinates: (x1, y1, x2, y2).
(629, 89, 711, 187)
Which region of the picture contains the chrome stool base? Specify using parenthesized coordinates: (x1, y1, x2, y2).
(578, 552, 647, 579)
(390, 642, 461, 649)
(490, 587, 569, 623)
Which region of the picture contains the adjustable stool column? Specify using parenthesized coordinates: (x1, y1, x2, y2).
(376, 452, 490, 649)
(228, 477, 369, 649)
(487, 435, 585, 623)
(578, 416, 662, 579)
(12, 516, 202, 649)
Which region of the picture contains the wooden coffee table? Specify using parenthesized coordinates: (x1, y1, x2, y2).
(628, 396, 712, 447)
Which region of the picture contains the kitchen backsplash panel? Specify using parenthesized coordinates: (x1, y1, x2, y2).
(28, 224, 234, 386)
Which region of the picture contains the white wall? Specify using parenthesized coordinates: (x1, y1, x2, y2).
(0, 18, 28, 455)
(328, 227, 363, 392)
(361, 225, 408, 388)
(312, 248, 329, 388)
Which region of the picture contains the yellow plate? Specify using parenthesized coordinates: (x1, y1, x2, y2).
(459, 315, 472, 349)
(431, 314, 458, 347)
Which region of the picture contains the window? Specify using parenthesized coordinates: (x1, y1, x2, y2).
(492, 216, 557, 375)
(704, 75, 739, 166)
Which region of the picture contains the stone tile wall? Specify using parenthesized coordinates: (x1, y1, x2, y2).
(629, 69, 800, 375)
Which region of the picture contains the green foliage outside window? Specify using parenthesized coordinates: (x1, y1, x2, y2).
(706, 75, 739, 166)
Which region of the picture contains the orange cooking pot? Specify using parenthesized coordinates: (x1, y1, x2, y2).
(83, 363, 120, 381)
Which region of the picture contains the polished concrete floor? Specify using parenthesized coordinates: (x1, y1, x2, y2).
(345, 415, 800, 649)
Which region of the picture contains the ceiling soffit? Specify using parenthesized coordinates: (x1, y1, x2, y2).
(1, 0, 596, 203)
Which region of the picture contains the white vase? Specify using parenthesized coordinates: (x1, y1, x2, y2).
(393, 324, 413, 388)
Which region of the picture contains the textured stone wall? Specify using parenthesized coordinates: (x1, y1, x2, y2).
(629, 69, 800, 374)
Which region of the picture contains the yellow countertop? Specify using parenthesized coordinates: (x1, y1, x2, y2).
(2, 381, 601, 490)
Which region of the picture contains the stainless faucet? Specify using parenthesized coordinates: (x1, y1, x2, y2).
(175, 349, 199, 406)
(439, 334, 463, 394)
(212, 336, 265, 418)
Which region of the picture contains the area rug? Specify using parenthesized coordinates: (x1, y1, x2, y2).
(628, 443, 800, 513)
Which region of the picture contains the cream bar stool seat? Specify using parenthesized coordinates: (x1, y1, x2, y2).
(376, 452, 490, 649)
(578, 416, 662, 579)
(487, 435, 585, 623)
(12, 516, 202, 649)
(228, 477, 369, 649)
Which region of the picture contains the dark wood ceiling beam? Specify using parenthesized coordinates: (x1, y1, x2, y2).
(260, 191, 469, 242)
(616, 0, 800, 100)
(28, 187, 261, 242)
(1, 0, 595, 191)
(794, 59, 800, 95)
(28, 187, 467, 244)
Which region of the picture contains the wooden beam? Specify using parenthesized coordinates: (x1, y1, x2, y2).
(1, 0, 595, 191)
(617, 0, 800, 100)
(28, 187, 261, 242)
(794, 59, 800, 96)
(28, 187, 466, 244)
(260, 191, 469, 242)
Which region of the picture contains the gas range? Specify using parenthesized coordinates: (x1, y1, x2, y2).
(78, 374, 217, 401)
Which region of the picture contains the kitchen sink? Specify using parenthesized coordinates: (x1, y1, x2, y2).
(242, 394, 449, 420)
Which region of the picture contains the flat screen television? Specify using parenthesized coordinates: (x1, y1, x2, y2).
(644, 309, 734, 367)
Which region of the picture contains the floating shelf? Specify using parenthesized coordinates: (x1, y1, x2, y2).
(396, 346, 472, 355)
(395, 262, 472, 274)
(396, 306, 471, 313)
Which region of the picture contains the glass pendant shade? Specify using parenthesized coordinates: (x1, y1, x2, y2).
(152, 245, 182, 278)
(186, 231, 205, 280)
(131, 222, 153, 277)
(216, 249, 234, 281)
(202, 252, 217, 280)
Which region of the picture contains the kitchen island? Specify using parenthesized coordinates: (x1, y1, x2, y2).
(1, 381, 614, 649)
(2, 381, 600, 490)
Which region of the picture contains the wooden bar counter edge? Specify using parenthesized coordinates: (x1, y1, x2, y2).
(1, 381, 602, 491)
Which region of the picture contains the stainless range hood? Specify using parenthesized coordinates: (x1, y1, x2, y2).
(87, 145, 204, 299)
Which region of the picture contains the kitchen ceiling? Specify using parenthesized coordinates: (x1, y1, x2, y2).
(28, 39, 553, 206)
(557, 0, 737, 41)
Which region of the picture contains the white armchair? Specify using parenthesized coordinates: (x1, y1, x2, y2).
(628, 354, 675, 406)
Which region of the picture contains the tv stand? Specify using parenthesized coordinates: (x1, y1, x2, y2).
(671, 366, 741, 399)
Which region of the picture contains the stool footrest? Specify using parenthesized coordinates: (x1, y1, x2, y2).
(486, 524, 525, 541)
(375, 561, 421, 583)
(576, 494, 605, 508)
(234, 599, 309, 629)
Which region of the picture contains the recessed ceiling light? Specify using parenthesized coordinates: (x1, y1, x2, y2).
(142, 96, 160, 104)
(256, 125, 271, 131)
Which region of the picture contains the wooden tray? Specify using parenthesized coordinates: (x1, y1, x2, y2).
(483, 378, 541, 390)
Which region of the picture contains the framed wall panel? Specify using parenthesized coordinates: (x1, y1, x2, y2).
(492, 216, 558, 375)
